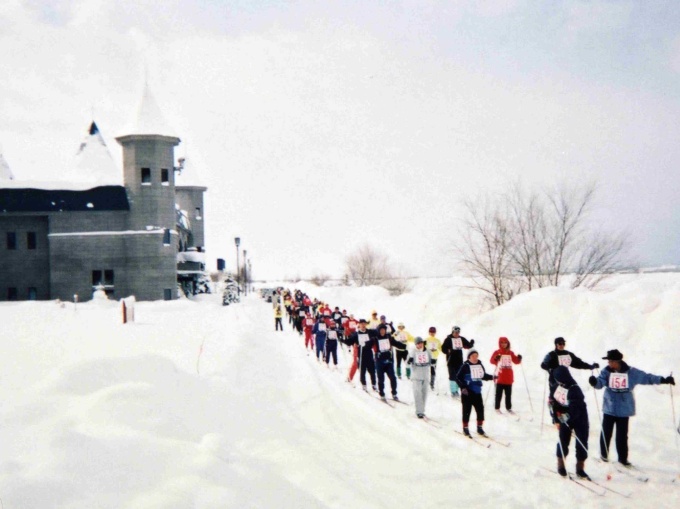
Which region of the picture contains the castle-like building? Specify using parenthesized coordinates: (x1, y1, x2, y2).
(0, 86, 207, 301)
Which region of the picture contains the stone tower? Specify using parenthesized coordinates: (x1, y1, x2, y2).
(115, 85, 180, 300)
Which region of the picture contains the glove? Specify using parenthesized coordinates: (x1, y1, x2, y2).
(470, 339, 475, 347)
(407, 358, 413, 365)
(661, 376, 675, 385)
(591, 363, 600, 369)
(461, 388, 469, 396)
(484, 374, 494, 381)
(588, 376, 597, 387)
(557, 412, 570, 424)
(495, 354, 501, 361)
(517, 354, 522, 361)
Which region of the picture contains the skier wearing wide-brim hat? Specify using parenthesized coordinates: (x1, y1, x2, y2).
(589, 349, 675, 467)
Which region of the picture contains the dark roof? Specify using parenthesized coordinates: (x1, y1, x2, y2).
(0, 186, 130, 212)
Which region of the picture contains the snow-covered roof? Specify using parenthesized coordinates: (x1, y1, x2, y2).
(120, 83, 178, 138)
(59, 121, 122, 186)
(175, 154, 206, 188)
(0, 144, 14, 180)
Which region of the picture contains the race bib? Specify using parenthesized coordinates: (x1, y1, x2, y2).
(358, 333, 369, 347)
(317, 323, 326, 332)
(324, 310, 331, 316)
(348, 321, 357, 330)
(327, 331, 338, 340)
(500, 355, 512, 368)
(378, 339, 391, 352)
(334, 313, 341, 320)
(608, 373, 629, 392)
(554, 386, 568, 406)
(415, 352, 429, 365)
(452, 338, 463, 349)
(470, 365, 484, 380)
(305, 319, 314, 326)
(557, 355, 572, 367)
(341, 317, 349, 324)
(299, 310, 305, 317)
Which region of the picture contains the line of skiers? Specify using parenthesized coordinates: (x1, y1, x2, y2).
(269, 288, 676, 478)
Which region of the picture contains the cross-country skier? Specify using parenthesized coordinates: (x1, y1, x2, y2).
(274, 305, 284, 331)
(489, 337, 522, 414)
(551, 366, 590, 479)
(407, 337, 432, 418)
(441, 325, 474, 397)
(425, 327, 442, 390)
(393, 322, 414, 379)
(456, 349, 494, 436)
(374, 324, 406, 401)
(312, 315, 328, 362)
(345, 319, 377, 391)
(589, 349, 675, 466)
(325, 321, 340, 368)
(541, 337, 599, 392)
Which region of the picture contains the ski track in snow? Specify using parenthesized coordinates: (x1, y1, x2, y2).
(1, 275, 680, 508)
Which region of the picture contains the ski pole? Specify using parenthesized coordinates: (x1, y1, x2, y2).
(591, 368, 609, 462)
(520, 362, 535, 419)
(540, 372, 548, 435)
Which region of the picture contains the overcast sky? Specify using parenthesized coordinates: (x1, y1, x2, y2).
(1, 0, 680, 279)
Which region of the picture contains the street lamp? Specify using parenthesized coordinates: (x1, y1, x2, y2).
(234, 237, 240, 292)
(243, 249, 248, 296)
(248, 259, 252, 293)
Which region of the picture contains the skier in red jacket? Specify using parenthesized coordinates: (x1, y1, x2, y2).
(489, 337, 522, 414)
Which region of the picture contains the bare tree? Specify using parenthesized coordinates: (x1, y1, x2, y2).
(309, 273, 332, 286)
(456, 198, 522, 306)
(344, 244, 392, 287)
(457, 181, 629, 307)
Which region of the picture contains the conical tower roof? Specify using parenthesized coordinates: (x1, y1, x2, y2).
(59, 121, 121, 185)
(121, 83, 179, 138)
(0, 143, 15, 180)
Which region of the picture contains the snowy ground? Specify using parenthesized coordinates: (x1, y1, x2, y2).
(1, 274, 679, 508)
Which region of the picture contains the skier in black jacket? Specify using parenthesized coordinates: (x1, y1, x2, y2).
(441, 325, 474, 397)
(374, 324, 406, 400)
(551, 366, 590, 480)
(344, 319, 377, 392)
(541, 337, 598, 392)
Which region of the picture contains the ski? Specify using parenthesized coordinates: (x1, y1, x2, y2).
(587, 477, 632, 498)
(477, 434, 510, 447)
(422, 417, 442, 428)
(453, 430, 491, 448)
(495, 410, 520, 422)
(539, 467, 605, 496)
(613, 463, 649, 483)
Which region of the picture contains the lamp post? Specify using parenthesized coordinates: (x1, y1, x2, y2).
(243, 249, 248, 296)
(248, 259, 252, 293)
(234, 237, 241, 293)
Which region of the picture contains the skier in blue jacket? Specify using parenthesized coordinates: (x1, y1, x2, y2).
(312, 316, 328, 362)
(589, 349, 675, 466)
(456, 349, 494, 436)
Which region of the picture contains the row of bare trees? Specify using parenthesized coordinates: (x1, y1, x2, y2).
(456, 182, 629, 307)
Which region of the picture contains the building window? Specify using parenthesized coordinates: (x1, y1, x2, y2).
(195, 207, 202, 220)
(104, 270, 114, 285)
(92, 270, 102, 286)
(28, 287, 37, 300)
(7, 287, 17, 300)
(141, 167, 151, 184)
(164, 289, 172, 300)
(163, 228, 171, 246)
(27, 232, 37, 250)
(7, 232, 16, 250)
(161, 168, 169, 185)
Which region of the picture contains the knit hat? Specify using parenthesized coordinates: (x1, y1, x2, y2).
(397, 322, 405, 328)
(415, 336, 424, 345)
(554, 337, 566, 345)
(452, 326, 461, 332)
(467, 349, 479, 359)
(428, 326, 436, 333)
(602, 349, 623, 361)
